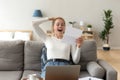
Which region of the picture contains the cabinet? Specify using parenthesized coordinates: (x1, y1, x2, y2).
(81, 31, 94, 40)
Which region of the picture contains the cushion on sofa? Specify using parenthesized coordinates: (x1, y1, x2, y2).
(24, 41, 44, 71)
(13, 32, 31, 41)
(0, 71, 22, 80)
(79, 40, 97, 70)
(0, 40, 24, 70)
(80, 40, 97, 61)
(87, 61, 105, 78)
(0, 32, 13, 40)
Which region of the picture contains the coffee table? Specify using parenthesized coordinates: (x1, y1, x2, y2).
(79, 77, 103, 80)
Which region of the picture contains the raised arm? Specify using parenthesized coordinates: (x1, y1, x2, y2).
(71, 45, 81, 64)
(32, 17, 55, 42)
(71, 37, 83, 64)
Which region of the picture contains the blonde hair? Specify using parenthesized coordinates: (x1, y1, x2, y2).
(51, 17, 66, 34)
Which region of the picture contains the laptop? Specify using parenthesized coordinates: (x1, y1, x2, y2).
(45, 65, 80, 80)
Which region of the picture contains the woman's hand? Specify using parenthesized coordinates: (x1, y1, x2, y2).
(76, 37, 83, 48)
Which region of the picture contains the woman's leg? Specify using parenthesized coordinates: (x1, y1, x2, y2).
(40, 61, 54, 78)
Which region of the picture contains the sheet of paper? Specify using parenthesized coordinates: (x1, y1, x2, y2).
(62, 26, 83, 45)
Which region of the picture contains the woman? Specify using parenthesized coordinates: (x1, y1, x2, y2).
(32, 17, 83, 78)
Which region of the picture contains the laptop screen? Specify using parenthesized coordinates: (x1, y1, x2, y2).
(45, 65, 80, 80)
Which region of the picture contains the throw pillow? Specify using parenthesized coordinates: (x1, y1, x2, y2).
(0, 32, 13, 40)
(87, 61, 105, 78)
(13, 32, 30, 41)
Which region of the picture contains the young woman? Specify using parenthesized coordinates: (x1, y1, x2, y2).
(32, 17, 83, 78)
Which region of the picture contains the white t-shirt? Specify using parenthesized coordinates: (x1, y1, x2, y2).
(45, 36, 70, 60)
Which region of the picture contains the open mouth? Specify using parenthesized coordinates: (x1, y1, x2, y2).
(57, 29, 63, 32)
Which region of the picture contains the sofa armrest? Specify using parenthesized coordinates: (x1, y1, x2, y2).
(97, 59, 117, 80)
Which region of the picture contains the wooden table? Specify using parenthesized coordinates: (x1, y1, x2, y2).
(82, 31, 94, 40)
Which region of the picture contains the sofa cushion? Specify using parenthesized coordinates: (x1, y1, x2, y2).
(0, 40, 24, 70)
(87, 61, 105, 78)
(80, 40, 97, 62)
(24, 41, 44, 71)
(79, 40, 97, 70)
(0, 71, 22, 80)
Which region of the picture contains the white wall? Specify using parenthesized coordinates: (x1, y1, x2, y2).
(0, 0, 120, 49)
(0, 0, 41, 30)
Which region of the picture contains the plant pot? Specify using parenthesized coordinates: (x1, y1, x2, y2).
(103, 47, 110, 51)
(103, 44, 110, 51)
(87, 28, 92, 31)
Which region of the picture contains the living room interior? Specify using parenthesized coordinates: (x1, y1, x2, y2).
(0, 0, 120, 80)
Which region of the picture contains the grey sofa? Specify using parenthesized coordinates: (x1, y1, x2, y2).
(0, 40, 117, 80)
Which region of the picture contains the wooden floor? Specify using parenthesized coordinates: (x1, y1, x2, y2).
(97, 49, 120, 80)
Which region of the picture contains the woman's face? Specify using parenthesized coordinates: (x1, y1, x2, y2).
(53, 19, 65, 35)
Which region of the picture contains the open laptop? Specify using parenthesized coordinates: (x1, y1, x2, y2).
(45, 65, 80, 80)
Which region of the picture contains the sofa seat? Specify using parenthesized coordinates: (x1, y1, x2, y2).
(79, 71, 91, 78)
(0, 71, 22, 80)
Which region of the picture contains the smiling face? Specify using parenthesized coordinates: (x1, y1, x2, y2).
(52, 17, 66, 36)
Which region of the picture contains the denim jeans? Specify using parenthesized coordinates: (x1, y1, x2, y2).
(40, 60, 70, 78)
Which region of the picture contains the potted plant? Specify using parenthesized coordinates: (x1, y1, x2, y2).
(87, 24, 92, 31)
(69, 21, 76, 27)
(99, 9, 114, 51)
